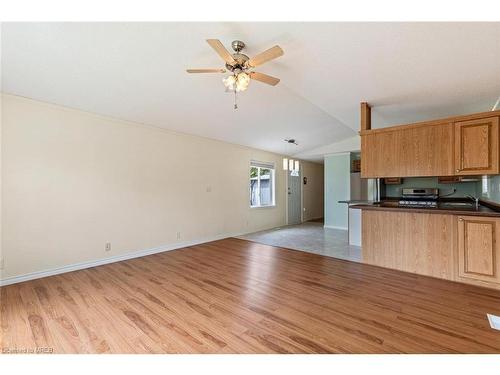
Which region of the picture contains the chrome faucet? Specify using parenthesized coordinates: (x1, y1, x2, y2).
(466, 195, 480, 208)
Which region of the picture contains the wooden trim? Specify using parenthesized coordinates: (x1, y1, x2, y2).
(359, 110, 500, 135)
(438, 176, 460, 184)
(457, 122, 493, 171)
(360, 102, 371, 131)
(462, 219, 496, 277)
(383, 177, 402, 185)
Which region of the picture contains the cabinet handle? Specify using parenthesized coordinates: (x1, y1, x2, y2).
(456, 169, 460, 172)
(459, 218, 464, 221)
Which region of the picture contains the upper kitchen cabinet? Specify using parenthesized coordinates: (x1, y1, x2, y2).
(360, 107, 500, 178)
(361, 122, 454, 178)
(454, 116, 499, 175)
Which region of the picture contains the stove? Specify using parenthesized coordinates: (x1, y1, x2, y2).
(398, 199, 438, 208)
(398, 188, 439, 208)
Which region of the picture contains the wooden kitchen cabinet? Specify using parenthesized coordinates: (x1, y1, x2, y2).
(361, 209, 500, 290)
(384, 177, 402, 185)
(457, 215, 500, 286)
(362, 210, 456, 280)
(437, 176, 480, 183)
(454, 116, 499, 175)
(360, 111, 500, 178)
(361, 122, 454, 178)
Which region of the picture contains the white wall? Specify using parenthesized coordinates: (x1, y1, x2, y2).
(294, 135, 360, 161)
(324, 153, 350, 230)
(1, 94, 292, 282)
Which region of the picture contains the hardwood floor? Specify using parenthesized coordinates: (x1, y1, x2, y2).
(2, 238, 500, 353)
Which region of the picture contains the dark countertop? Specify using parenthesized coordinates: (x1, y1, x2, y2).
(350, 200, 500, 217)
(338, 200, 378, 204)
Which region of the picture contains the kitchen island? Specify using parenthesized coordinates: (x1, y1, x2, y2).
(351, 201, 500, 290)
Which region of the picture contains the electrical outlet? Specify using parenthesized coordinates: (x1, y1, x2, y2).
(105, 242, 111, 252)
(0, 257, 4, 270)
(176, 231, 181, 240)
(206, 186, 212, 193)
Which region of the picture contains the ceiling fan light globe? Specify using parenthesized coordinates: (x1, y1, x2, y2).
(222, 75, 236, 91)
(235, 72, 250, 92)
(235, 82, 248, 92)
(237, 72, 250, 85)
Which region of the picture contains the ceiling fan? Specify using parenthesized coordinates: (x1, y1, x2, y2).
(187, 39, 284, 109)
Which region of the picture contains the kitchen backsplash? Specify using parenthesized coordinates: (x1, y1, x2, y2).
(476, 175, 500, 203)
(384, 177, 478, 198)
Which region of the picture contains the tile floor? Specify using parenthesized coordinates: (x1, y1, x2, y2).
(238, 221, 362, 262)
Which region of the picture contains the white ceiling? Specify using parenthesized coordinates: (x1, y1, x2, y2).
(2, 22, 500, 161)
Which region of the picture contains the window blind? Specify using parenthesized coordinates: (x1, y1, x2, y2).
(250, 160, 275, 169)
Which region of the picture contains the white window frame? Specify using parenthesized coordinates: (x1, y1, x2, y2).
(250, 161, 276, 208)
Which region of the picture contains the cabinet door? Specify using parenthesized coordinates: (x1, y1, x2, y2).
(361, 131, 400, 178)
(457, 216, 500, 285)
(361, 123, 454, 178)
(454, 117, 499, 175)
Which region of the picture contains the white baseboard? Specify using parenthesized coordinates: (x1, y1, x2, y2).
(0, 231, 247, 287)
(323, 225, 348, 231)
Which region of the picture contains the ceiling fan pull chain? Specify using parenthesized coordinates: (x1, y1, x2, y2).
(234, 90, 238, 110)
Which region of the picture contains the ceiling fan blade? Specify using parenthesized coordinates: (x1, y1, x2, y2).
(206, 39, 236, 65)
(249, 72, 280, 86)
(186, 68, 226, 73)
(247, 45, 284, 68)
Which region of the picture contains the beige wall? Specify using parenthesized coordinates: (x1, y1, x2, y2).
(1, 94, 295, 281)
(302, 161, 324, 221)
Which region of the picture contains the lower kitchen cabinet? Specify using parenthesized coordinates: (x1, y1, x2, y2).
(361, 209, 500, 290)
(457, 215, 500, 287)
(362, 210, 455, 280)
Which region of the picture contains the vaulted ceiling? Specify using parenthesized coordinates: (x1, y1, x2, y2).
(2, 22, 500, 161)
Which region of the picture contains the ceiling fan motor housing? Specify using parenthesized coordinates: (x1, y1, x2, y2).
(231, 40, 245, 52)
(226, 54, 250, 72)
(226, 40, 250, 72)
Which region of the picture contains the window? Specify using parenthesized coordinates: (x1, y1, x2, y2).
(250, 161, 275, 207)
